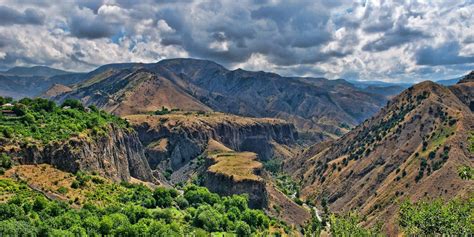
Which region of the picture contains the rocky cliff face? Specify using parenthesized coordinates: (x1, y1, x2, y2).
(2, 125, 155, 182)
(201, 142, 310, 223)
(204, 161, 268, 208)
(126, 113, 299, 172)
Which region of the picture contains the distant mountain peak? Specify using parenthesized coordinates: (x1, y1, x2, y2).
(4, 65, 71, 77)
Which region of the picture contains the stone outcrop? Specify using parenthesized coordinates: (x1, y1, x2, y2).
(204, 159, 268, 209)
(2, 124, 155, 183)
(126, 113, 298, 171)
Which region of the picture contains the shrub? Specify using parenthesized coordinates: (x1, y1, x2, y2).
(458, 166, 473, 180)
(0, 154, 12, 169)
(71, 180, 80, 189)
(57, 186, 68, 194)
(294, 198, 303, 205)
(61, 99, 85, 111)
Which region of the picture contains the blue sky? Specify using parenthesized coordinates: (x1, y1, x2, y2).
(0, 0, 473, 82)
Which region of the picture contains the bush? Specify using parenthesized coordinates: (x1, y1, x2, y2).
(61, 99, 85, 111)
(263, 159, 282, 174)
(294, 198, 303, 205)
(154, 106, 170, 115)
(70, 180, 80, 189)
(0, 154, 12, 169)
(57, 186, 68, 194)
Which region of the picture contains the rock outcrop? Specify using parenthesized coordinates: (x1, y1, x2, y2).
(1, 124, 155, 183)
(126, 112, 299, 172)
(204, 150, 267, 208)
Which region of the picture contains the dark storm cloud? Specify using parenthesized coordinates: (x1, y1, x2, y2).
(76, 0, 104, 13)
(160, 36, 183, 46)
(0, 6, 44, 25)
(363, 25, 429, 52)
(155, 0, 338, 66)
(68, 12, 117, 39)
(416, 42, 474, 66)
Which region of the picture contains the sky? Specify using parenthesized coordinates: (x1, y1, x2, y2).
(0, 0, 473, 82)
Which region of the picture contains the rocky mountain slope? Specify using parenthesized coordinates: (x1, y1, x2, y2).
(285, 75, 474, 233)
(125, 112, 298, 182)
(48, 58, 389, 139)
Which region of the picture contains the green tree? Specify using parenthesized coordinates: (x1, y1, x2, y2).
(194, 205, 224, 232)
(235, 221, 252, 236)
(153, 187, 178, 208)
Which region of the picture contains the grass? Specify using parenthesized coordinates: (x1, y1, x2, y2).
(207, 152, 262, 181)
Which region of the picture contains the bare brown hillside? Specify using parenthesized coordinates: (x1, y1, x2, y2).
(285, 79, 474, 234)
(49, 58, 388, 139)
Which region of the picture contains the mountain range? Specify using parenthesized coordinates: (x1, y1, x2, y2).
(0, 59, 472, 235)
(40, 58, 396, 140)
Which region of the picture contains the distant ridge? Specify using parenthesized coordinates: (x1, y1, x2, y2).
(3, 65, 72, 77)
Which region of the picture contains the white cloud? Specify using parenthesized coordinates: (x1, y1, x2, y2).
(0, 0, 471, 82)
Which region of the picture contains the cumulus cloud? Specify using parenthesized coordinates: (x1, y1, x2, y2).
(363, 24, 429, 52)
(0, 0, 472, 82)
(68, 8, 118, 39)
(0, 6, 44, 25)
(416, 42, 474, 66)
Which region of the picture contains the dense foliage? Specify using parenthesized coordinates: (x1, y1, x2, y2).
(0, 97, 127, 143)
(328, 212, 382, 236)
(0, 154, 12, 175)
(399, 197, 474, 235)
(0, 176, 277, 236)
